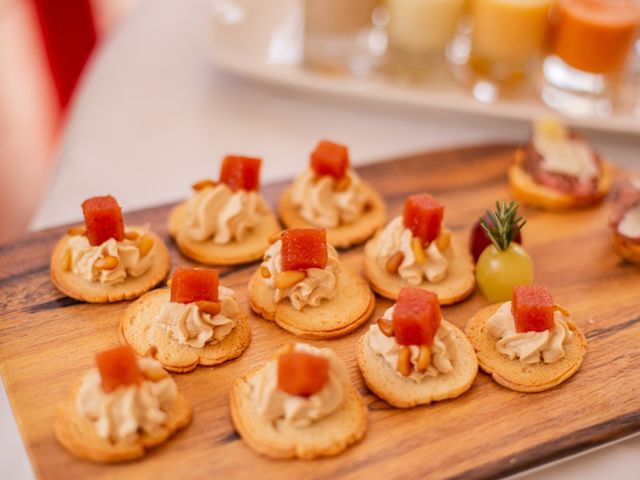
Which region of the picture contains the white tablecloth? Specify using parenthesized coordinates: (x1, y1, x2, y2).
(2, 0, 639, 478)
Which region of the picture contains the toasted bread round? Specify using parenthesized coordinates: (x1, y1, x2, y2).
(611, 231, 640, 265)
(508, 150, 612, 210)
(278, 182, 386, 248)
(120, 288, 251, 373)
(363, 231, 475, 303)
(54, 382, 192, 463)
(50, 229, 170, 303)
(230, 365, 367, 459)
(248, 268, 375, 339)
(465, 303, 587, 392)
(168, 202, 280, 265)
(356, 321, 478, 408)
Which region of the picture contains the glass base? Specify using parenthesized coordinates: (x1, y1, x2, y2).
(539, 55, 618, 118)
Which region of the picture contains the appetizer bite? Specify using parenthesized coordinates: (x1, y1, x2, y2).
(610, 177, 640, 265)
(51, 195, 170, 303)
(55, 345, 192, 462)
(168, 155, 280, 265)
(230, 343, 367, 459)
(120, 267, 251, 372)
(356, 287, 477, 408)
(363, 193, 475, 303)
(278, 140, 386, 248)
(509, 118, 612, 210)
(475, 201, 532, 302)
(466, 285, 587, 392)
(248, 227, 374, 338)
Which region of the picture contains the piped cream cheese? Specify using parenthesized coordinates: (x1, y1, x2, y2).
(152, 286, 239, 348)
(487, 302, 573, 364)
(367, 306, 456, 382)
(76, 357, 177, 443)
(249, 343, 348, 427)
(376, 216, 448, 284)
(68, 228, 156, 285)
(290, 169, 367, 228)
(183, 184, 268, 243)
(260, 239, 340, 310)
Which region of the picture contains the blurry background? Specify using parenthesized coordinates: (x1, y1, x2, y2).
(0, 0, 138, 243)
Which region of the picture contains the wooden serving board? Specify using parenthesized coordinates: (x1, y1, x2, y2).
(1, 144, 639, 480)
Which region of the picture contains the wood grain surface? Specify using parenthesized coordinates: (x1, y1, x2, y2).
(1, 144, 639, 480)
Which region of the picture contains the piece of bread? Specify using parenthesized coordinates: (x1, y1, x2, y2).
(50, 228, 170, 303)
(248, 268, 375, 339)
(465, 303, 587, 393)
(120, 289, 251, 373)
(54, 382, 192, 463)
(230, 363, 367, 459)
(363, 231, 475, 303)
(168, 202, 280, 265)
(278, 182, 386, 248)
(508, 149, 613, 210)
(611, 231, 640, 265)
(356, 321, 478, 408)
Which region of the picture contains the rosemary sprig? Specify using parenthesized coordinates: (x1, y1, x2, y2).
(480, 200, 526, 251)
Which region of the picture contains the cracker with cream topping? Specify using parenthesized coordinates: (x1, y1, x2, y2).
(50, 228, 170, 303)
(278, 182, 386, 248)
(508, 148, 613, 211)
(611, 231, 640, 265)
(465, 303, 587, 392)
(363, 230, 474, 303)
(120, 288, 251, 373)
(247, 268, 375, 339)
(54, 377, 192, 463)
(355, 320, 477, 408)
(229, 350, 367, 459)
(167, 202, 280, 265)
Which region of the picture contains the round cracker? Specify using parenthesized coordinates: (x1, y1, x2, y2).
(168, 202, 280, 265)
(230, 365, 367, 459)
(356, 321, 478, 408)
(611, 231, 640, 265)
(465, 303, 587, 393)
(278, 182, 386, 248)
(248, 268, 375, 339)
(363, 231, 475, 303)
(54, 382, 192, 463)
(50, 229, 170, 303)
(120, 288, 251, 373)
(508, 150, 612, 210)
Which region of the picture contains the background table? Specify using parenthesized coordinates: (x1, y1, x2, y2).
(2, 0, 639, 478)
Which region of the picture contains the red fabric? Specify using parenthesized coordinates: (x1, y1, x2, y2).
(33, 0, 97, 109)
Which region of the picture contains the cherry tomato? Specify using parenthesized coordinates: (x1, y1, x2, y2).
(476, 243, 533, 302)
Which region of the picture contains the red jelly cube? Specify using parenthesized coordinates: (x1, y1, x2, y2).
(95, 345, 143, 393)
(403, 194, 444, 245)
(219, 155, 262, 191)
(277, 351, 329, 397)
(280, 228, 328, 271)
(310, 140, 349, 179)
(81, 195, 125, 246)
(392, 287, 441, 346)
(170, 267, 219, 304)
(512, 284, 554, 333)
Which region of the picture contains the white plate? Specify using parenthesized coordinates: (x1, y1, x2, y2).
(208, 0, 640, 136)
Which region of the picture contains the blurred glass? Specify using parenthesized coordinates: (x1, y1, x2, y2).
(539, 0, 640, 117)
(303, 0, 381, 75)
(466, 0, 551, 100)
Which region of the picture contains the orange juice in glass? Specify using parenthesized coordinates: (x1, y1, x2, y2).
(468, 0, 552, 92)
(541, 0, 640, 116)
